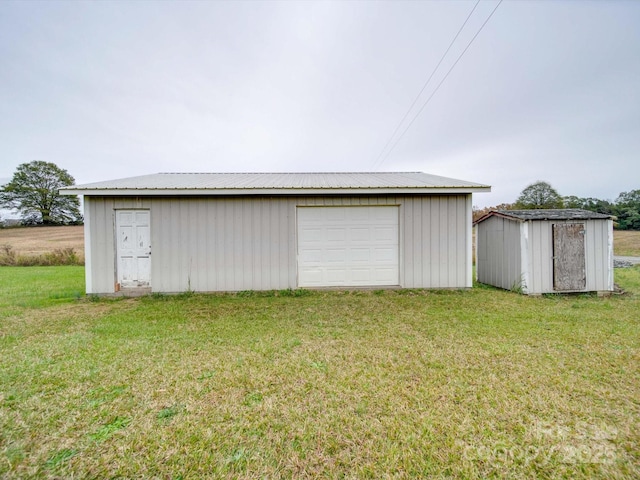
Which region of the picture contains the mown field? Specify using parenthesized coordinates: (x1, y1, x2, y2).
(1, 226, 639, 258)
(614, 230, 640, 257)
(0, 226, 84, 256)
(0, 266, 639, 478)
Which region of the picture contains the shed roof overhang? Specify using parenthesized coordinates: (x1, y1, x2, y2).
(474, 209, 614, 225)
(62, 186, 490, 196)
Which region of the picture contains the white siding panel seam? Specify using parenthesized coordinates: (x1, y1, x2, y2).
(520, 221, 529, 294)
(84, 198, 93, 293)
(465, 195, 472, 287)
(607, 219, 614, 290)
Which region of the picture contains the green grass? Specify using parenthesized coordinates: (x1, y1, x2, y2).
(0, 267, 639, 478)
(0, 266, 85, 317)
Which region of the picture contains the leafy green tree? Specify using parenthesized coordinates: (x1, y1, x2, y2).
(614, 189, 640, 230)
(0, 161, 82, 225)
(514, 181, 563, 209)
(563, 196, 614, 215)
(562, 195, 581, 209)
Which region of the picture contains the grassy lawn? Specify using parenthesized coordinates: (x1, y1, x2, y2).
(0, 267, 85, 316)
(0, 268, 639, 478)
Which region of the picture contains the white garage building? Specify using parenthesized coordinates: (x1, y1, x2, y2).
(62, 172, 490, 294)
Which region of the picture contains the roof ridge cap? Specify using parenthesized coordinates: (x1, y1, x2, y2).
(156, 171, 424, 175)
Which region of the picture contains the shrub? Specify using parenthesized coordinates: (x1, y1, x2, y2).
(0, 244, 17, 266)
(0, 245, 84, 266)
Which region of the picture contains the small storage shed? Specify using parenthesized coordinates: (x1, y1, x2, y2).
(61, 172, 490, 295)
(475, 209, 614, 295)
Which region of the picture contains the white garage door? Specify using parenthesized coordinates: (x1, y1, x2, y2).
(297, 206, 399, 287)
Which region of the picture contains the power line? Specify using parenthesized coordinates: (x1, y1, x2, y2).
(373, 0, 503, 170)
(372, 0, 481, 169)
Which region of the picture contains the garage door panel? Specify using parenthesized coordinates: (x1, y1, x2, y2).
(300, 248, 322, 263)
(375, 268, 397, 282)
(372, 208, 398, 221)
(325, 208, 345, 221)
(298, 206, 399, 287)
(349, 227, 370, 241)
(327, 228, 346, 242)
(351, 248, 371, 262)
(349, 209, 371, 221)
(302, 207, 323, 221)
(351, 268, 373, 282)
(326, 268, 348, 284)
(374, 227, 396, 242)
(300, 227, 323, 243)
(299, 268, 323, 285)
(373, 247, 397, 262)
(326, 248, 347, 263)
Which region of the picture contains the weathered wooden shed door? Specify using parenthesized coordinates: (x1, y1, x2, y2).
(553, 223, 586, 291)
(116, 210, 151, 288)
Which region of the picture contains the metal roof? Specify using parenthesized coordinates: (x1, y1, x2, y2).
(475, 209, 613, 224)
(61, 172, 491, 196)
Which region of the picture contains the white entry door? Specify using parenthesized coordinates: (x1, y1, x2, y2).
(116, 210, 151, 287)
(297, 206, 399, 287)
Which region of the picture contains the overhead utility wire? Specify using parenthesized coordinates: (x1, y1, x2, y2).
(373, 0, 503, 170)
(372, 0, 481, 169)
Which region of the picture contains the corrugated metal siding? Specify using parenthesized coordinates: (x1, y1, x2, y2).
(527, 219, 612, 294)
(527, 221, 552, 294)
(586, 219, 614, 291)
(147, 196, 294, 292)
(476, 216, 521, 290)
(83, 197, 93, 293)
(401, 195, 470, 288)
(85, 196, 153, 293)
(85, 194, 472, 293)
(476, 215, 613, 295)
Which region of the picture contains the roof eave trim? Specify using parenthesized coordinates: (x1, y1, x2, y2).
(473, 211, 524, 225)
(474, 210, 613, 225)
(61, 186, 492, 196)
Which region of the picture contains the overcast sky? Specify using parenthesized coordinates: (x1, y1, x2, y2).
(1, 0, 638, 208)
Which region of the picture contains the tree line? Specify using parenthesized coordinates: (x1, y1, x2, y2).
(2, 163, 639, 230)
(475, 181, 640, 230)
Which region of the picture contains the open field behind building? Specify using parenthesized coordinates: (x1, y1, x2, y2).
(1, 226, 638, 260)
(0, 226, 84, 256)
